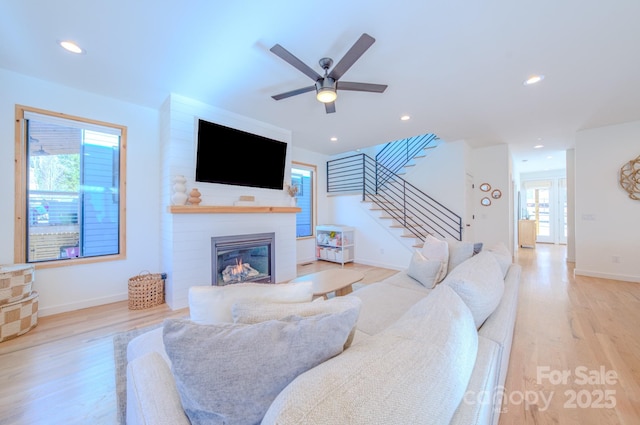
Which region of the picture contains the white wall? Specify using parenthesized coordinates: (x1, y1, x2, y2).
(574, 120, 640, 282)
(403, 140, 468, 222)
(329, 195, 411, 270)
(0, 69, 161, 316)
(471, 144, 512, 249)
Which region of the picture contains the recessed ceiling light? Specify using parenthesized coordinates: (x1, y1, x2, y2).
(547, 156, 553, 159)
(400, 115, 411, 121)
(534, 144, 544, 149)
(523, 75, 544, 85)
(330, 137, 338, 142)
(58, 40, 84, 54)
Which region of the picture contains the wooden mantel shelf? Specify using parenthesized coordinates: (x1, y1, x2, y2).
(168, 205, 301, 214)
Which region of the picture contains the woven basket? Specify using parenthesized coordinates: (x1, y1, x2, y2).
(128, 272, 165, 310)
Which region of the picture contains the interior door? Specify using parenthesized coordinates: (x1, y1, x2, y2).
(523, 178, 567, 244)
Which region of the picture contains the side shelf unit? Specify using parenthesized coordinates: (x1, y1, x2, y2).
(315, 225, 355, 266)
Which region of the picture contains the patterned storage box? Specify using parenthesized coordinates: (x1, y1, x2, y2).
(0, 264, 35, 306)
(0, 291, 39, 343)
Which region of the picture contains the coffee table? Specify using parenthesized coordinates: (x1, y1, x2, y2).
(289, 269, 365, 299)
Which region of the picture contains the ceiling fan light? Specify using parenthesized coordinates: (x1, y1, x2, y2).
(316, 88, 337, 103)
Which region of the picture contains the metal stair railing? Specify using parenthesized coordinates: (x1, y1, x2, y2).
(327, 153, 462, 241)
(375, 133, 438, 176)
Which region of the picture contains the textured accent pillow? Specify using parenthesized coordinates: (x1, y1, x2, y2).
(420, 234, 449, 282)
(442, 251, 505, 328)
(163, 306, 359, 425)
(406, 250, 444, 289)
(231, 296, 362, 348)
(446, 239, 475, 274)
(188, 281, 313, 324)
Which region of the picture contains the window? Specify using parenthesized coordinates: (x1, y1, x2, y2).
(14, 105, 126, 266)
(291, 163, 315, 238)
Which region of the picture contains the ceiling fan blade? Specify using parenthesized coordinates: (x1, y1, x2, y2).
(325, 102, 336, 114)
(328, 33, 376, 81)
(272, 85, 316, 101)
(337, 81, 388, 93)
(270, 44, 322, 81)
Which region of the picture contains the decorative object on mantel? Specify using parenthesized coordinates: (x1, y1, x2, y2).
(285, 183, 299, 206)
(619, 155, 640, 200)
(188, 188, 202, 205)
(234, 195, 257, 206)
(171, 175, 188, 205)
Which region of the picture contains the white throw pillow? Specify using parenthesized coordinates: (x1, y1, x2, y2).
(163, 304, 359, 425)
(188, 281, 313, 324)
(442, 251, 505, 328)
(446, 239, 475, 274)
(420, 234, 449, 282)
(231, 296, 362, 348)
(406, 250, 444, 289)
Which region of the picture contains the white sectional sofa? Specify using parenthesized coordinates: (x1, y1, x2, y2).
(125, 242, 520, 425)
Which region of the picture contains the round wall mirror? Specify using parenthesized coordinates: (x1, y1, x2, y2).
(481, 197, 491, 206)
(479, 183, 491, 192)
(491, 189, 502, 199)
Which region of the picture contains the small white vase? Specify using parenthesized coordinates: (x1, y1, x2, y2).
(171, 175, 188, 205)
(290, 197, 297, 207)
(171, 191, 188, 205)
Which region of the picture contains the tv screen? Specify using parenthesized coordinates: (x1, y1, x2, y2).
(195, 119, 287, 190)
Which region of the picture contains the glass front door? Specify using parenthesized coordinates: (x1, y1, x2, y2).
(523, 178, 567, 244)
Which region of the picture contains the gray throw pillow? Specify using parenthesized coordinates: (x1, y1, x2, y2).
(231, 296, 362, 348)
(162, 305, 359, 425)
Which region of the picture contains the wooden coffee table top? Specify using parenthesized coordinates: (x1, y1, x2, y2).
(289, 269, 365, 298)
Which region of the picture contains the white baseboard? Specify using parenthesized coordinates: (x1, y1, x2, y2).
(353, 258, 404, 272)
(574, 269, 640, 283)
(39, 292, 128, 317)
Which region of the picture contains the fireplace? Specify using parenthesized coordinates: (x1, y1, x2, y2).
(211, 233, 275, 285)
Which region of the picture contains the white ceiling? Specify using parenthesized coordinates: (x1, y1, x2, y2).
(2, 0, 639, 174)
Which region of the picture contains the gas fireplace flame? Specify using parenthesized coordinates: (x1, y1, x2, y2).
(232, 258, 244, 276)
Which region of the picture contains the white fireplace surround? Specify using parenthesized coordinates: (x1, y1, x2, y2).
(160, 94, 297, 310)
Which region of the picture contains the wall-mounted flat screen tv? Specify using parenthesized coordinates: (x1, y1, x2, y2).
(195, 119, 287, 190)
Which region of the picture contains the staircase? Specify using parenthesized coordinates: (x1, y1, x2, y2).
(327, 135, 462, 248)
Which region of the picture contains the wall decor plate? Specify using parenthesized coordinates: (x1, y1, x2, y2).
(620, 155, 640, 200)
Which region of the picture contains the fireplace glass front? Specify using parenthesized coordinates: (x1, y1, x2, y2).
(211, 233, 275, 285)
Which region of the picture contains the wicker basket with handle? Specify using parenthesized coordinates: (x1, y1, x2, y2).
(128, 271, 165, 310)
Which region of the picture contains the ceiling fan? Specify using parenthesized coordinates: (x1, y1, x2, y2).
(270, 33, 388, 114)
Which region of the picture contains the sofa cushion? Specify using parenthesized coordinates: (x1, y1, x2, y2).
(349, 281, 430, 336)
(126, 352, 190, 425)
(406, 250, 445, 289)
(188, 281, 313, 324)
(262, 284, 478, 425)
(442, 251, 505, 328)
(162, 304, 359, 425)
(231, 296, 362, 348)
(446, 239, 476, 274)
(420, 234, 449, 282)
(486, 242, 512, 278)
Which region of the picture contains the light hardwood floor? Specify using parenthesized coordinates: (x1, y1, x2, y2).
(0, 247, 638, 424)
